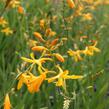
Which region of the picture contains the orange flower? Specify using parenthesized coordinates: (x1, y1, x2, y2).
(54, 53, 65, 62)
(27, 73, 46, 93)
(67, 0, 75, 9)
(45, 28, 56, 37)
(33, 32, 45, 42)
(4, 94, 11, 109)
(45, 28, 51, 36)
(18, 6, 24, 14)
(17, 72, 31, 90)
(40, 19, 45, 28)
(50, 38, 59, 47)
(32, 46, 48, 52)
(49, 31, 56, 37)
(17, 70, 46, 93)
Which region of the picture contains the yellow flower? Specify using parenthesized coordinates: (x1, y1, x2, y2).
(1, 27, 13, 36)
(9, 0, 20, 8)
(47, 65, 83, 89)
(21, 53, 52, 73)
(21, 53, 52, 65)
(4, 94, 11, 109)
(74, 5, 84, 16)
(82, 13, 93, 21)
(83, 46, 100, 56)
(52, 16, 57, 22)
(0, 17, 8, 27)
(83, 42, 100, 56)
(67, 49, 83, 62)
(28, 39, 38, 48)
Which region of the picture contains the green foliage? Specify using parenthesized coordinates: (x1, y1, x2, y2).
(1, 0, 109, 109)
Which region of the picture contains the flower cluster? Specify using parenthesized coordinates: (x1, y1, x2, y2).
(1, 0, 106, 109)
(0, 17, 13, 36)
